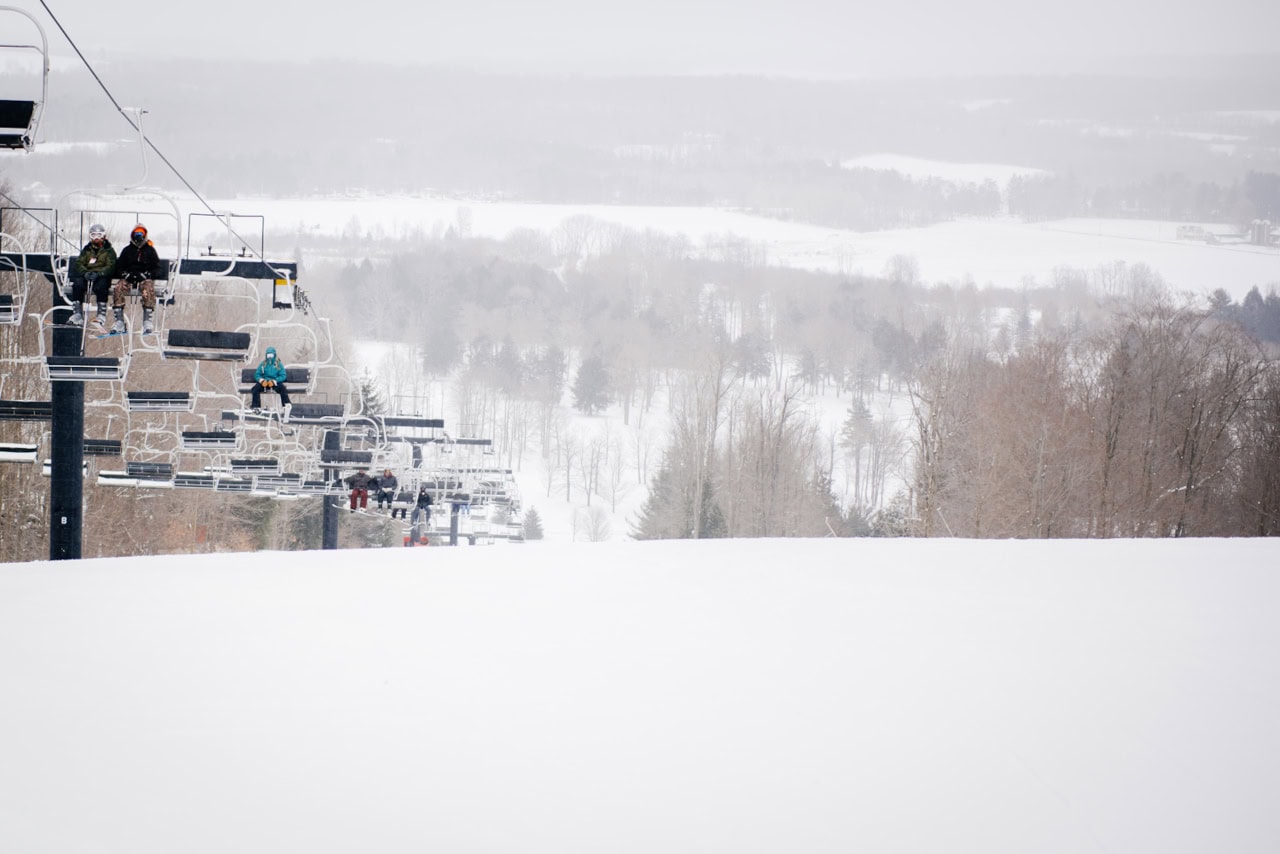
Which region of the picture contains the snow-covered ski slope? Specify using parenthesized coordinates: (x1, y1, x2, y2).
(2, 536, 1277, 853)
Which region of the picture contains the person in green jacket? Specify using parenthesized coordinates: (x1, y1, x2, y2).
(66, 223, 117, 328)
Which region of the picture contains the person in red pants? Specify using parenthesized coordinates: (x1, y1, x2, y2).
(345, 468, 374, 512)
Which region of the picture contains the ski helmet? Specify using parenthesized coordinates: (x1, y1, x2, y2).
(130, 224, 147, 245)
(89, 223, 106, 239)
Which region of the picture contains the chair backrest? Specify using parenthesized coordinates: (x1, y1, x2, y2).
(0, 100, 36, 149)
(239, 366, 312, 387)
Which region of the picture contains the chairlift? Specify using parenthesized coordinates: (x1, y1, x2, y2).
(98, 456, 176, 488)
(235, 320, 323, 398)
(230, 457, 281, 476)
(174, 471, 216, 490)
(160, 271, 262, 362)
(0, 230, 31, 323)
(30, 302, 129, 380)
(0, 7, 49, 151)
(54, 190, 186, 350)
(126, 390, 195, 413)
(0, 441, 38, 463)
(253, 472, 301, 491)
(180, 429, 240, 451)
(84, 438, 122, 457)
(296, 479, 343, 497)
(214, 477, 253, 493)
(184, 212, 299, 312)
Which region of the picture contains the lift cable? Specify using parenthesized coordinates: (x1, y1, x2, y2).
(37, 0, 283, 273)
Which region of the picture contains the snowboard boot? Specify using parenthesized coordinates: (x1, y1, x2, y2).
(141, 308, 154, 335)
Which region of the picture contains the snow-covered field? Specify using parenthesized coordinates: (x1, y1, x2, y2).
(2, 537, 1277, 853)
(214, 195, 1278, 300)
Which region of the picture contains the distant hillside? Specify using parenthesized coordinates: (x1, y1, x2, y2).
(6, 59, 1279, 229)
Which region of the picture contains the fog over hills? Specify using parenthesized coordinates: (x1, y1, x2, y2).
(27, 0, 1280, 77)
(7, 56, 1278, 230)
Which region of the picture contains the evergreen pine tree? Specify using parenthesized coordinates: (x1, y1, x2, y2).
(522, 507, 544, 540)
(572, 353, 611, 414)
(633, 463, 727, 540)
(633, 463, 678, 539)
(696, 477, 728, 539)
(357, 369, 386, 417)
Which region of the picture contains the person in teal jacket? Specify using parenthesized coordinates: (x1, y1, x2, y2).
(249, 346, 292, 420)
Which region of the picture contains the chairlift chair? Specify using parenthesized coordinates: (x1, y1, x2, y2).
(159, 273, 261, 362)
(35, 265, 133, 377)
(0, 7, 49, 151)
(0, 231, 33, 324)
(184, 212, 299, 313)
(0, 441, 38, 463)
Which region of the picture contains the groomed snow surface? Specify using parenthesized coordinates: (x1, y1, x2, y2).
(3, 537, 1278, 853)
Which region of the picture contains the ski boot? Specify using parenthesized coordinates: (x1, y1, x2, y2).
(141, 308, 154, 335)
(68, 307, 84, 326)
(111, 307, 125, 335)
(281, 402, 292, 424)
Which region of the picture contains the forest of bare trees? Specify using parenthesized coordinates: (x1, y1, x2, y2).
(909, 296, 1280, 537)
(304, 216, 1280, 541)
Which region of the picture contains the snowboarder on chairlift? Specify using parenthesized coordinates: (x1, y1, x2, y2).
(249, 346, 292, 421)
(66, 223, 117, 329)
(345, 468, 374, 512)
(111, 223, 160, 334)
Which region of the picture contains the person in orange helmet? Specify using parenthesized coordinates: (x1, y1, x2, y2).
(110, 223, 160, 334)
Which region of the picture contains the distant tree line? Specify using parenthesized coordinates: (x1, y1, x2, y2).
(1009, 170, 1280, 226)
(1211, 286, 1280, 344)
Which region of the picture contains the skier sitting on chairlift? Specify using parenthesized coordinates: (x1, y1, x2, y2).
(67, 223, 117, 329)
(249, 346, 292, 422)
(375, 469, 399, 514)
(411, 485, 434, 527)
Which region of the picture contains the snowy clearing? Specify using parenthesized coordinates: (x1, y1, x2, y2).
(211, 195, 1280, 300)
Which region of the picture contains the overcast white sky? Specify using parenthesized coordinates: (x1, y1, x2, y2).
(13, 0, 1280, 76)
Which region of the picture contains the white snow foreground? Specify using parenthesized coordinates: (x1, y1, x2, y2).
(2, 538, 1278, 853)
